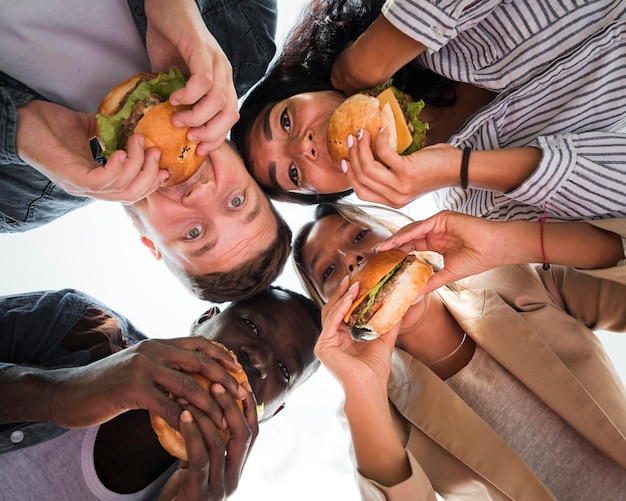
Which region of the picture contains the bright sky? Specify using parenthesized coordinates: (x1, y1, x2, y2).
(1, 1, 625, 500)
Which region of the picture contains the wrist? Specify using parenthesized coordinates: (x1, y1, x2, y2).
(465, 147, 541, 192)
(0, 367, 58, 424)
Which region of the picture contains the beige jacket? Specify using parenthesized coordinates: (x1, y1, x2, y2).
(355, 260, 626, 500)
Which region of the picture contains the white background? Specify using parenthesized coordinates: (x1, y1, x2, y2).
(1, 1, 624, 500)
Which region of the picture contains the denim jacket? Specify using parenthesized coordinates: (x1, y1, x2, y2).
(0, 289, 147, 454)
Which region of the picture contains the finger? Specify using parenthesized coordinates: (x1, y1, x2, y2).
(179, 409, 223, 500)
(187, 405, 228, 499)
(212, 384, 254, 495)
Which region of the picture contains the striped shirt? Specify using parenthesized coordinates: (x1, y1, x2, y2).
(383, 0, 626, 92)
(433, 21, 626, 221)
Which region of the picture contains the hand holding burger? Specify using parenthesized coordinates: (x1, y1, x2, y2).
(327, 83, 429, 164)
(149, 341, 261, 462)
(96, 67, 207, 187)
(343, 249, 433, 341)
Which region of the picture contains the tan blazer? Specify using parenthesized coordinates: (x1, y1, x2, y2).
(356, 262, 626, 500)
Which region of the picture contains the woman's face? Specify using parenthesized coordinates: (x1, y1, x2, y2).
(300, 213, 392, 302)
(247, 90, 350, 196)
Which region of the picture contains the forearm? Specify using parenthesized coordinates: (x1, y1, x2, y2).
(499, 221, 625, 269)
(0, 366, 66, 424)
(343, 383, 410, 487)
(464, 147, 541, 193)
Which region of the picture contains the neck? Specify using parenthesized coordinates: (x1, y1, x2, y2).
(94, 410, 176, 494)
(396, 294, 475, 379)
(422, 82, 497, 145)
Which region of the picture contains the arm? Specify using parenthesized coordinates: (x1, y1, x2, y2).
(331, 0, 499, 95)
(143, 0, 240, 154)
(344, 129, 540, 209)
(317, 280, 411, 487)
(376, 211, 626, 296)
(0, 337, 248, 431)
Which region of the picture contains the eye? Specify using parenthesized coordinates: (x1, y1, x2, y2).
(354, 229, 369, 243)
(278, 361, 292, 383)
(322, 264, 334, 282)
(280, 107, 291, 133)
(186, 226, 202, 240)
(288, 163, 300, 187)
(243, 318, 260, 337)
(229, 194, 245, 208)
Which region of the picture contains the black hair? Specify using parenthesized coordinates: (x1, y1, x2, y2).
(232, 0, 456, 204)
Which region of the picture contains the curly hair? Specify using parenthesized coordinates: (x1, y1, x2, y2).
(232, 0, 456, 204)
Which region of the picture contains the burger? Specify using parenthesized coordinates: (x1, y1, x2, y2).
(327, 83, 429, 163)
(96, 66, 206, 187)
(149, 341, 259, 462)
(343, 249, 433, 341)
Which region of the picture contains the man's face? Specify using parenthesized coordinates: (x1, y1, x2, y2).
(133, 142, 278, 275)
(192, 289, 320, 419)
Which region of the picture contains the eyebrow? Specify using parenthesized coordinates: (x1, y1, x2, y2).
(308, 219, 350, 276)
(262, 105, 273, 141)
(187, 197, 263, 259)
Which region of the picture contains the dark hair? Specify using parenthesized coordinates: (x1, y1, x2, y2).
(232, 0, 456, 204)
(169, 205, 293, 302)
(268, 285, 322, 333)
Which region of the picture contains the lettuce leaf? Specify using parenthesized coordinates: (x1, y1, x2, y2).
(356, 260, 404, 325)
(96, 66, 187, 158)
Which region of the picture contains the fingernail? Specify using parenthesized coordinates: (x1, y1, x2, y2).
(379, 126, 386, 134)
(341, 159, 348, 173)
(357, 128, 364, 141)
(347, 134, 354, 148)
(138, 135, 145, 147)
(173, 120, 184, 128)
(341, 275, 350, 286)
(181, 410, 192, 423)
(348, 281, 360, 294)
(213, 383, 226, 394)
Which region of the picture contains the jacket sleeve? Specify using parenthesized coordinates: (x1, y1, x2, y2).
(542, 264, 626, 334)
(355, 450, 439, 501)
(126, 0, 276, 97)
(0, 72, 42, 165)
(507, 132, 626, 219)
(381, 0, 501, 52)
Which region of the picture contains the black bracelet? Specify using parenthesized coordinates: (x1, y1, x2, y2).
(460, 146, 471, 190)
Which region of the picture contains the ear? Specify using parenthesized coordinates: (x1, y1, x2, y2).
(190, 306, 221, 334)
(140, 236, 162, 260)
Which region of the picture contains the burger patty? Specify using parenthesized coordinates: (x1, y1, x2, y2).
(348, 254, 417, 327)
(119, 93, 164, 150)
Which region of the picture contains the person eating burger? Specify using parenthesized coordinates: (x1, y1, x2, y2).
(293, 201, 626, 499)
(0, 286, 321, 500)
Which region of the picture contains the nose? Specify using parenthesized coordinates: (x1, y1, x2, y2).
(291, 130, 318, 160)
(240, 344, 269, 380)
(344, 252, 365, 274)
(182, 178, 215, 209)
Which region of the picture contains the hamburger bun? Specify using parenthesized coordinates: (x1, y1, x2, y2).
(96, 68, 206, 187)
(343, 249, 433, 340)
(327, 87, 422, 164)
(149, 342, 248, 461)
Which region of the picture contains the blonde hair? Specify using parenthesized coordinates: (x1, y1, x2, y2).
(293, 202, 447, 308)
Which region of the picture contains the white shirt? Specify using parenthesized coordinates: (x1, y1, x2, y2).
(0, 0, 150, 112)
(435, 20, 626, 221)
(382, 0, 626, 91)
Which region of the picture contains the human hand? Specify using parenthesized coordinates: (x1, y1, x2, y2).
(145, 0, 239, 154)
(315, 278, 399, 394)
(343, 128, 459, 208)
(41, 337, 249, 432)
(16, 100, 167, 203)
(376, 210, 507, 295)
(157, 386, 258, 501)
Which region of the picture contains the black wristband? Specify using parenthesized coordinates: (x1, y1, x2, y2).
(460, 146, 471, 190)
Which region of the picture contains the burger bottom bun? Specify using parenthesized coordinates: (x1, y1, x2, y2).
(149, 344, 248, 462)
(352, 258, 432, 341)
(134, 101, 207, 187)
(327, 94, 398, 164)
